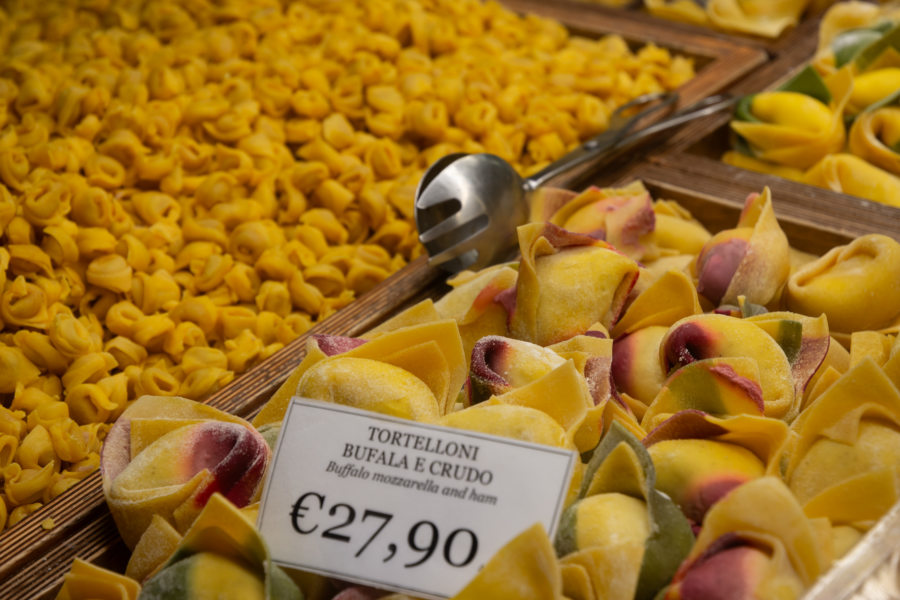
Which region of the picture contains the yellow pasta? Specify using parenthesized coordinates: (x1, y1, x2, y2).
(47, 418, 91, 464)
(7, 503, 41, 528)
(14, 331, 68, 374)
(65, 383, 118, 425)
(136, 363, 181, 397)
(4, 461, 56, 507)
(162, 321, 207, 362)
(224, 329, 263, 372)
(0, 406, 26, 441)
(131, 270, 181, 314)
(0, 276, 50, 329)
(16, 425, 56, 470)
(0, 434, 19, 471)
(255, 280, 292, 317)
(169, 296, 219, 337)
(41, 224, 79, 266)
(60, 352, 116, 389)
(0, 344, 41, 392)
(104, 336, 148, 368)
(179, 367, 234, 399)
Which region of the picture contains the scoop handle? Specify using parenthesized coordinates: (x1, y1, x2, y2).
(523, 91, 678, 191)
(524, 93, 736, 191)
(609, 94, 738, 157)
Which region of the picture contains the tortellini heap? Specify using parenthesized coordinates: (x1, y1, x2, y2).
(0, 0, 697, 532)
(725, 4, 900, 205)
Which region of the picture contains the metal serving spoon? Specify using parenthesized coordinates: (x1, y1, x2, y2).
(415, 92, 737, 273)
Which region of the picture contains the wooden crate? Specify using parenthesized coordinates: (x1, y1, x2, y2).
(0, 5, 768, 598)
(607, 161, 900, 246)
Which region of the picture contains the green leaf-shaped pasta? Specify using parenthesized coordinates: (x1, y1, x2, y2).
(139, 493, 302, 600)
(559, 422, 694, 600)
(729, 67, 852, 170)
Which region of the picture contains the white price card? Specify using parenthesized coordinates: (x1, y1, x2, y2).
(257, 397, 577, 599)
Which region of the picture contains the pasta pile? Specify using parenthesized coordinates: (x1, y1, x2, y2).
(0, 0, 696, 531)
(723, 1, 900, 205)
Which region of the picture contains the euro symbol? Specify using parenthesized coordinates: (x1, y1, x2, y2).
(291, 491, 325, 534)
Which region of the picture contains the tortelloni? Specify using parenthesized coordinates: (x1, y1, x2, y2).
(0, 0, 697, 531)
(724, 8, 900, 206)
(785, 234, 900, 334)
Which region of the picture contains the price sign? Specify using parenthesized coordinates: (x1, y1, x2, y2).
(257, 398, 576, 599)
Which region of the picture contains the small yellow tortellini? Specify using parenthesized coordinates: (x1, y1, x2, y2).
(0, 275, 50, 329)
(0, 344, 41, 393)
(14, 330, 68, 374)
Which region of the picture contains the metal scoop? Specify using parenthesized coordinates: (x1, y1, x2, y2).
(415, 92, 737, 273)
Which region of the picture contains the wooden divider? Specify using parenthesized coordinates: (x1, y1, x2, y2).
(513, 0, 825, 57)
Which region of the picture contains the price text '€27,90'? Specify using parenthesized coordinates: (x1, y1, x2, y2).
(290, 491, 479, 568)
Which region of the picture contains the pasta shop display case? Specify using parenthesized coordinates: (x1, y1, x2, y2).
(0, 0, 769, 597)
(0, 0, 886, 595)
